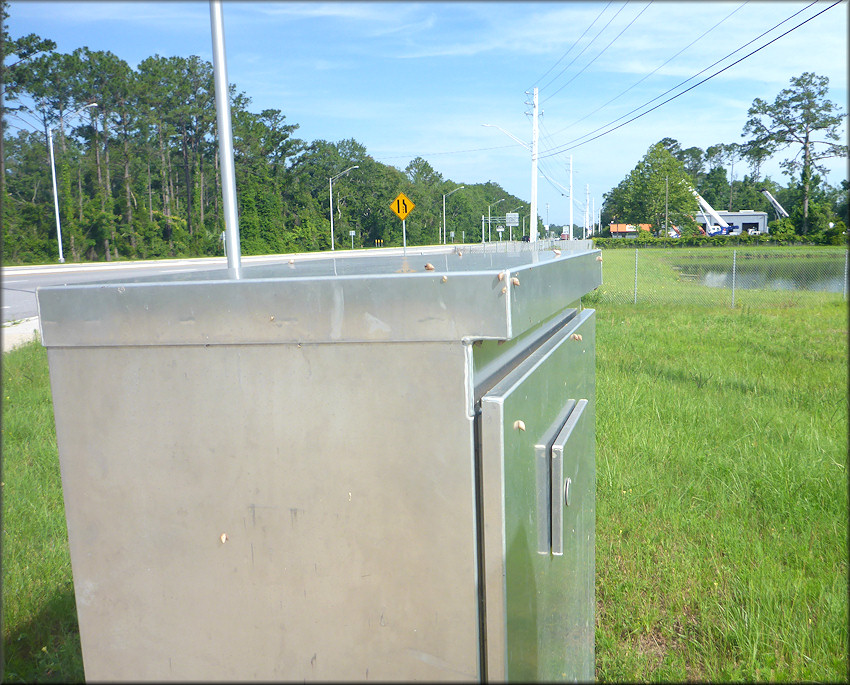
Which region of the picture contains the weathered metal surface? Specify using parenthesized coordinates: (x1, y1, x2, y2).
(49, 341, 481, 681)
(37, 250, 601, 346)
(40, 247, 599, 681)
(479, 310, 595, 681)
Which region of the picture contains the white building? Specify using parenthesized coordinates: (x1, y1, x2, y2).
(695, 210, 769, 235)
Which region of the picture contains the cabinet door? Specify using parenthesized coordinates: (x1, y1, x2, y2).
(479, 309, 595, 682)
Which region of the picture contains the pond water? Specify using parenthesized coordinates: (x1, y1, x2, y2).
(678, 258, 847, 293)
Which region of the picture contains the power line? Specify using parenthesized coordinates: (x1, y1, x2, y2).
(545, 0, 750, 138)
(529, 1, 615, 94)
(543, 1, 653, 103)
(539, 2, 628, 94)
(539, 0, 820, 158)
(539, 0, 831, 160)
(374, 143, 520, 161)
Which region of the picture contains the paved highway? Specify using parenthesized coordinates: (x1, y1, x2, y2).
(1, 246, 458, 323)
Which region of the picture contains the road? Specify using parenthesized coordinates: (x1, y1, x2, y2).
(1, 246, 458, 323)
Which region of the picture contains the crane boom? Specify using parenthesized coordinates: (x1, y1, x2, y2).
(760, 189, 789, 218)
(686, 186, 729, 227)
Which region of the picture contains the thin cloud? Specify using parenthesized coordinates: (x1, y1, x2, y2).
(13, 1, 206, 29)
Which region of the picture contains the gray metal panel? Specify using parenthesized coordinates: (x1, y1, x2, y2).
(479, 309, 595, 682)
(551, 398, 591, 558)
(472, 306, 579, 403)
(509, 252, 601, 337)
(534, 400, 577, 556)
(47, 341, 481, 681)
(37, 250, 601, 346)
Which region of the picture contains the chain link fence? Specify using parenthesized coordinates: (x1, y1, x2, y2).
(451, 237, 565, 254)
(584, 245, 849, 308)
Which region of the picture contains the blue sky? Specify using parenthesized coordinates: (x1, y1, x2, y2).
(8, 1, 848, 227)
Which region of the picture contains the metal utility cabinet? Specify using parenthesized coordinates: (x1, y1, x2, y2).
(38, 247, 601, 681)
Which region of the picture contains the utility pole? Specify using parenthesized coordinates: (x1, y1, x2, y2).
(665, 175, 669, 237)
(569, 155, 573, 240)
(729, 158, 735, 212)
(530, 87, 539, 242)
(591, 197, 594, 237)
(585, 184, 589, 239)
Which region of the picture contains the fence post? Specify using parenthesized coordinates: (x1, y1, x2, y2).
(844, 248, 848, 301)
(731, 249, 737, 308)
(633, 248, 638, 305)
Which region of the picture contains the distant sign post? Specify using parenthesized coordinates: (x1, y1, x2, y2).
(506, 212, 519, 241)
(391, 192, 415, 252)
(349, 230, 356, 249)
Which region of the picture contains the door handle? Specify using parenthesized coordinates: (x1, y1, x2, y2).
(534, 399, 575, 555)
(551, 399, 588, 556)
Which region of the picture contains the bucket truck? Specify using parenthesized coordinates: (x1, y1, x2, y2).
(760, 189, 790, 220)
(681, 181, 739, 236)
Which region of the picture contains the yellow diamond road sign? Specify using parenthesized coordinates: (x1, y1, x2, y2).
(391, 192, 414, 221)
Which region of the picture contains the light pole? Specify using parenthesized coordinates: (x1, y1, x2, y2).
(488, 198, 504, 243)
(329, 165, 358, 251)
(47, 102, 97, 263)
(483, 114, 539, 242)
(442, 185, 464, 245)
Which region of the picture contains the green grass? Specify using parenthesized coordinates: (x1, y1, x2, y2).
(2, 287, 847, 681)
(1, 343, 83, 682)
(594, 301, 848, 681)
(586, 245, 848, 309)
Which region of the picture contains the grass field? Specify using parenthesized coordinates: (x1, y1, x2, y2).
(2, 289, 847, 680)
(586, 245, 848, 309)
(593, 301, 847, 681)
(1, 342, 83, 682)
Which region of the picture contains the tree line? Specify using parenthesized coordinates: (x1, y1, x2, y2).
(1, 9, 529, 264)
(2, 5, 847, 264)
(600, 72, 848, 243)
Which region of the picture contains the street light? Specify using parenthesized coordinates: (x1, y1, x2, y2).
(483, 120, 539, 243)
(442, 185, 464, 245)
(482, 124, 529, 151)
(48, 102, 97, 263)
(487, 198, 505, 243)
(329, 165, 358, 251)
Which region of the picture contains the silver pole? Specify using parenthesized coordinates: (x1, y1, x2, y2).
(442, 193, 446, 245)
(633, 248, 638, 305)
(47, 127, 65, 263)
(329, 165, 358, 251)
(530, 87, 538, 242)
(442, 185, 464, 246)
(569, 155, 573, 240)
(843, 248, 848, 301)
(329, 177, 335, 251)
(731, 249, 737, 308)
(210, 0, 241, 277)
